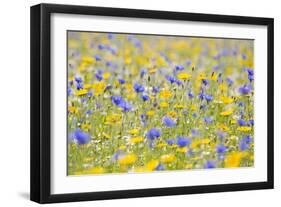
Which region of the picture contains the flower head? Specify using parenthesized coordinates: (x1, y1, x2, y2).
(146, 128, 161, 140)
(162, 116, 176, 127)
(72, 129, 91, 145)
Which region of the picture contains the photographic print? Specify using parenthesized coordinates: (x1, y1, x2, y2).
(67, 31, 254, 175)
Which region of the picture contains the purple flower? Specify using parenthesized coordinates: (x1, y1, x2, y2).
(156, 164, 165, 171)
(152, 86, 159, 93)
(205, 94, 213, 102)
(176, 136, 191, 147)
(75, 76, 83, 83)
(239, 136, 252, 151)
(239, 85, 251, 95)
(204, 116, 213, 124)
(175, 65, 184, 71)
(146, 128, 161, 140)
(141, 94, 150, 101)
(118, 101, 132, 112)
(216, 144, 227, 153)
(188, 92, 194, 98)
(237, 119, 247, 126)
(134, 83, 145, 93)
(162, 116, 176, 127)
(166, 75, 176, 84)
(72, 129, 91, 145)
(111, 96, 124, 106)
(204, 160, 216, 169)
(95, 73, 103, 81)
(94, 54, 101, 61)
(166, 139, 175, 145)
(118, 79, 126, 84)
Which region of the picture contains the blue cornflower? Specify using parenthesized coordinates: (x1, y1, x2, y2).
(175, 65, 184, 71)
(74, 76, 83, 83)
(140, 68, 147, 78)
(166, 75, 176, 84)
(166, 139, 175, 145)
(140, 114, 146, 120)
(111, 96, 124, 106)
(152, 86, 159, 93)
(191, 129, 199, 137)
(118, 79, 126, 84)
(175, 79, 183, 85)
(204, 160, 216, 169)
(76, 82, 83, 90)
(239, 85, 251, 95)
(242, 53, 247, 60)
(73, 129, 91, 145)
(98, 44, 105, 50)
(118, 101, 132, 112)
(134, 83, 145, 93)
(141, 94, 150, 101)
(162, 116, 176, 127)
(188, 92, 194, 98)
(204, 116, 213, 124)
(176, 136, 191, 147)
(67, 88, 72, 95)
(226, 77, 234, 86)
(146, 128, 161, 140)
(205, 94, 213, 102)
(198, 91, 205, 100)
(202, 79, 209, 86)
(94, 54, 101, 61)
(156, 164, 165, 171)
(216, 144, 227, 153)
(238, 101, 245, 107)
(249, 119, 254, 126)
(86, 109, 93, 115)
(239, 136, 251, 151)
(217, 130, 227, 139)
(192, 113, 197, 118)
(95, 73, 103, 81)
(237, 119, 247, 126)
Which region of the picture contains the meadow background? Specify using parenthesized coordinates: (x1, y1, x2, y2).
(67, 31, 254, 175)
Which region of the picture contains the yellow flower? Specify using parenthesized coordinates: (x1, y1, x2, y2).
(88, 166, 105, 174)
(174, 104, 185, 109)
(159, 89, 173, 99)
(146, 110, 155, 117)
(145, 159, 159, 171)
(75, 89, 88, 96)
(149, 68, 157, 74)
(237, 126, 252, 132)
(105, 114, 122, 125)
(160, 154, 175, 163)
(220, 108, 234, 116)
(81, 56, 94, 64)
(177, 72, 191, 80)
(84, 84, 92, 89)
(185, 163, 193, 169)
(209, 72, 217, 81)
(68, 106, 78, 113)
(218, 123, 230, 132)
(102, 72, 111, 80)
(166, 111, 177, 118)
(129, 137, 144, 144)
(102, 132, 111, 139)
(118, 154, 137, 166)
(197, 73, 207, 80)
(81, 123, 91, 131)
(225, 152, 243, 168)
(156, 143, 168, 148)
(92, 81, 106, 96)
(160, 102, 169, 108)
(191, 104, 197, 111)
(176, 147, 188, 153)
(118, 145, 126, 150)
(127, 92, 137, 100)
(219, 83, 228, 92)
(128, 128, 139, 135)
(220, 96, 234, 104)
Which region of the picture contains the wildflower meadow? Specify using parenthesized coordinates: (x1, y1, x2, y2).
(67, 31, 254, 175)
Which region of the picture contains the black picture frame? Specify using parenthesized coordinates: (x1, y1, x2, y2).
(30, 3, 274, 204)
